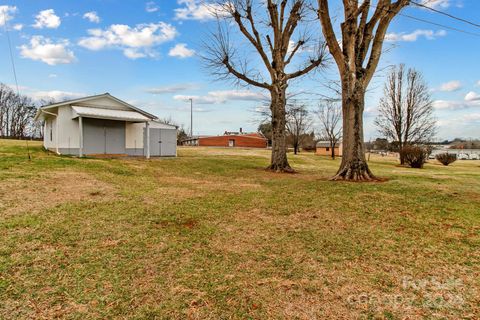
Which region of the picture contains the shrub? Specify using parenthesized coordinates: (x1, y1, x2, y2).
(302, 144, 317, 152)
(400, 145, 428, 168)
(436, 153, 457, 166)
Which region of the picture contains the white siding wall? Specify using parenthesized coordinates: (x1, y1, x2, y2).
(125, 122, 177, 149)
(149, 122, 177, 129)
(75, 97, 131, 111)
(57, 106, 80, 148)
(126, 123, 145, 149)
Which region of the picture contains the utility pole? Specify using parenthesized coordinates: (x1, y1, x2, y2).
(189, 98, 193, 137)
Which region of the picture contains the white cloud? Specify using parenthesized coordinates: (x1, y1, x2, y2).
(168, 43, 195, 58)
(0, 5, 17, 26)
(420, 0, 450, 9)
(385, 29, 446, 42)
(146, 1, 159, 13)
(123, 48, 148, 59)
(174, 0, 227, 21)
(437, 113, 480, 130)
(439, 80, 462, 92)
(78, 22, 177, 59)
(476, 80, 480, 87)
(364, 106, 378, 117)
(20, 36, 76, 65)
(174, 90, 266, 104)
(33, 9, 61, 29)
(433, 100, 464, 110)
(433, 99, 480, 110)
(146, 83, 199, 94)
(465, 91, 480, 102)
(48, 73, 57, 78)
(29, 90, 85, 102)
(0, 5, 22, 31)
(83, 11, 100, 23)
(461, 113, 480, 123)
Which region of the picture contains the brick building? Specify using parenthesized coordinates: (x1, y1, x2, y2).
(181, 129, 267, 148)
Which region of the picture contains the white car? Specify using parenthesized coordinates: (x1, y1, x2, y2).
(469, 153, 479, 160)
(458, 153, 469, 160)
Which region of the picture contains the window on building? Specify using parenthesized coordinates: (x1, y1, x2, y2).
(50, 123, 53, 142)
(326, 147, 330, 151)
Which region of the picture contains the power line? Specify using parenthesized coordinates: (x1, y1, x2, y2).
(2, 10, 20, 96)
(411, 1, 480, 29)
(370, 3, 480, 38)
(399, 12, 480, 37)
(2, 11, 32, 160)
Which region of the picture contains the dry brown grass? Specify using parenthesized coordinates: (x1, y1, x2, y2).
(0, 141, 479, 319)
(0, 171, 116, 216)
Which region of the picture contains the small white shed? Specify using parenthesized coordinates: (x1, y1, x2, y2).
(34, 93, 177, 158)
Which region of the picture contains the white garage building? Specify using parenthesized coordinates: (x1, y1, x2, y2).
(34, 93, 177, 158)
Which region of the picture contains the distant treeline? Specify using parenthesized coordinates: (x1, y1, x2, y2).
(448, 139, 480, 150)
(0, 83, 42, 139)
(366, 138, 480, 151)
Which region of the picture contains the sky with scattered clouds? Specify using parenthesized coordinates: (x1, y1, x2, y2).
(0, 0, 479, 140)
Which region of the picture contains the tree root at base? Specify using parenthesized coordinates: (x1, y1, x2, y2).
(265, 164, 296, 173)
(330, 162, 378, 181)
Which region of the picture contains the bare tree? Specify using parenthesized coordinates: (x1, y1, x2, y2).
(204, 0, 327, 172)
(317, 0, 410, 180)
(0, 84, 15, 137)
(317, 101, 342, 159)
(0, 83, 38, 138)
(374, 64, 436, 164)
(286, 103, 311, 154)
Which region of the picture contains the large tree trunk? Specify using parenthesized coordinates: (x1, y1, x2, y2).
(331, 142, 335, 160)
(399, 142, 405, 165)
(267, 85, 293, 173)
(331, 85, 377, 181)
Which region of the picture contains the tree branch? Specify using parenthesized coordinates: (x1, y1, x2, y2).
(223, 57, 272, 89)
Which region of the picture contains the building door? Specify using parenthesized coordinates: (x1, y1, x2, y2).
(83, 118, 126, 155)
(144, 128, 176, 156)
(228, 139, 235, 147)
(105, 120, 126, 154)
(159, 129, 176, 156)
(145, 127, 161, 156)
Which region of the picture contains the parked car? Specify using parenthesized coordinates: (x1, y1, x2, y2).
(469, 153, 479, 160)
(458, 153, 469, 160)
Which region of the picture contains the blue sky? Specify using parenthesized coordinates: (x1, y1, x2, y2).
(0, 0, 479, 140)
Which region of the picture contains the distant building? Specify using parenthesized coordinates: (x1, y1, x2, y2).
(180, 136, 205, 146)
(181, 128, 268, 148)
(316, 141, 342, 156)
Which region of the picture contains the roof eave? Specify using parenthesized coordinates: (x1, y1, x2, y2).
(37, 93, 158, 120)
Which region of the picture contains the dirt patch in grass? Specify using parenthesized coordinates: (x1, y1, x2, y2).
(0, 171, 116, 216)
(161, 175, 263, 193)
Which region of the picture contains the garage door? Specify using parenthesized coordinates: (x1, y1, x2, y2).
(83, 118, 126, 155)
(144, 128, 176, 156)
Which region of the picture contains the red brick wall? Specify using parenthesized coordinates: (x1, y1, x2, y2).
(316, 147, 340, 156)
(199, 135, 267, 148)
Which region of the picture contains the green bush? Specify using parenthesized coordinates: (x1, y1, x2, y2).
(400, 145, 428, 168)
(436, 153, 457, 166)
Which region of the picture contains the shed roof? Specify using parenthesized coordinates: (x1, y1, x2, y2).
(71, 106, 150, 122)
(34, 93, 157, 121)
(317, 141, 335, 148)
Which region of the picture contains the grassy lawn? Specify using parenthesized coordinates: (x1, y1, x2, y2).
(0, 139, 479, 319)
